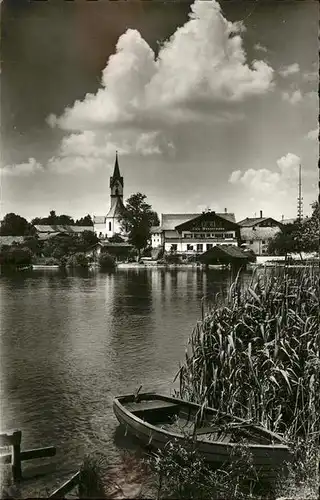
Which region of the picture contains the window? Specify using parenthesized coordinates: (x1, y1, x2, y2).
(200, 233, 205, 239)
(171, 244, 177, 251)
(187, 244, 193, 251)
(109, 222, 112, 231)
(262, 240, 266, 244)
(197, 244, 203, 252)
(206, 244, 213, 251)
(250, 240, 254, 244)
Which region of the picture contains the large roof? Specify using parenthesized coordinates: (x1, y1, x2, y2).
(200, 245, 251, 263)
(34, 225, 93, 233)
(240, 226, 281, 241)
(106, 198, 125, 218)
(237, 217, 280, 227)
(160, 214, 199, 230)
(160, 212, 236, 231)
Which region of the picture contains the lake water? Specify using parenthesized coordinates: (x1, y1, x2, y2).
(0, 267, 251, 483)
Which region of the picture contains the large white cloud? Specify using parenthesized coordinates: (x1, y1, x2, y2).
(51, 0, 274, 132)
(229, 153, 301, 193)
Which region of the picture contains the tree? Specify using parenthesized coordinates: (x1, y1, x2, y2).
(23, 234, 42, 255)
(56, 214, 75, 225)
(79, 230, 99, 249)
(268, 222, 303, 257)
(0, 213, 35, 236)
(42, 233, 80, 259)
(31, 211, 75, 226)
(300, 201, 319, 253)
(76, 215, 93, 226)
(47, 210, 57, 225)
(119, 193, 156, 258)
(150, 211, 160, 227)
(66, 252, 89, 269)
(108, 233, 124, 243)
(268, 204, 319, 258)
(0, 246, 33, 269)
(98, 252, 116, 270)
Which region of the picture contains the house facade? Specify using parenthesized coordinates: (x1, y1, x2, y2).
(93, 153, 125, 239)
(151, 210, 240, 255)
(238, 212, 282, 255)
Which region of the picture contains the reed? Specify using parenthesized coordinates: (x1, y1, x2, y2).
(177, 265, 319, 446)
(78, 453, 108, 499)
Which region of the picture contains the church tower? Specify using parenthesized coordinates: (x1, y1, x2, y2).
(109, 151, 124, 208)
(93, 152, 125, 239)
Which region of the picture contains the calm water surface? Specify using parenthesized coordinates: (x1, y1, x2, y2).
(0, 267, 251, 477)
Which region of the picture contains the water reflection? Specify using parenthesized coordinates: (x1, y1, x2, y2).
(0, 267, 252, 475)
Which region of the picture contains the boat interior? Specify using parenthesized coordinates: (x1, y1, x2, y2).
(119, 394, 281, 445)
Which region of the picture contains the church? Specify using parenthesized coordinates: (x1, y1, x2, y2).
(93, 153, 125, 239)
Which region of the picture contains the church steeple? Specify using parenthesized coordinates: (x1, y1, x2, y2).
(112, 151, 121, 180)
(109, 151, 124, 202)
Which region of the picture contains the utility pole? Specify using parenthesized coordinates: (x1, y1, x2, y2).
(297, 163, 303, 222)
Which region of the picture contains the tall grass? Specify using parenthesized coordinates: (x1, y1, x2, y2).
(177, 266, 319, 443)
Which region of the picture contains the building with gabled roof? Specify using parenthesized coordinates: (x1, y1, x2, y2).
(199, 244, 253, 267)
(93, 152, 126, 239)
(151, 210, 239, 256)
(237, 210, 283, 255)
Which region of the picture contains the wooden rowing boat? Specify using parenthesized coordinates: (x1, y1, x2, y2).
(113, 392, 291, 477)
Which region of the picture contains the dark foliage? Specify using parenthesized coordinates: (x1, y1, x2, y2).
(0, 213, 35, 236)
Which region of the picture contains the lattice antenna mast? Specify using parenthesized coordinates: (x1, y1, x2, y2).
(297, 163, 303, 222)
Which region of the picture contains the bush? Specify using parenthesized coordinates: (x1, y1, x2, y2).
(98, 252, 116, 270)
(0, 246, 32, 269)
(33, 256, 60, 265)
(148, 440, 264, 499)
(165, 253, 182, 265)
(66, 252, 89, 268)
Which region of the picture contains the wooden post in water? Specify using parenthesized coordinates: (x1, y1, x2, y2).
(0, 430, 22, 482)
(11, 430, 22, 482)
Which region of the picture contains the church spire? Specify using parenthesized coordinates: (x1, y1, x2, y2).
(112, 151, 121, 180)
(109, 151, 124, 198)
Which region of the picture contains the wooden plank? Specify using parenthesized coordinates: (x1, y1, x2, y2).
(49, 471, 80, 498)
(0, 446, 56, 464)
(194, 425, 221, 435)
(126, 401, 179, 412)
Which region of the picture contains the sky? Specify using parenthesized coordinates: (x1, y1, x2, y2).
(1, 0, 318, 222)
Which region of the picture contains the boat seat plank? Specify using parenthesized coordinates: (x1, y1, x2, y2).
(195, 426, 220, 436)
(125, 401, 179, 412)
